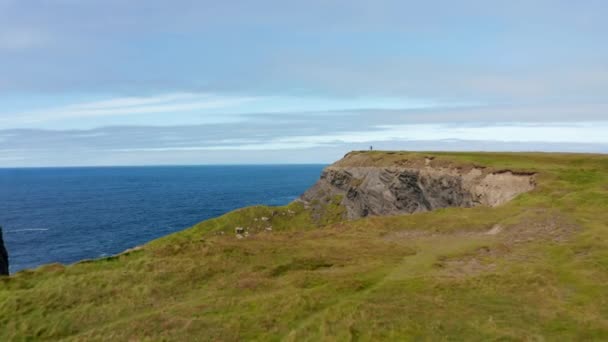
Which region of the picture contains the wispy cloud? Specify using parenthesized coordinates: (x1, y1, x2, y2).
(67, 93, 199, 110)
(1, 93, 256, 126)
(111, 142, 325, 152)
(103, 121, 608, 152)
(0, 92, 451, 128)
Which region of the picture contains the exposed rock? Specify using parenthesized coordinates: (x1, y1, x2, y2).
(0, 226, 8, 276)
(235, 227, 249, 239)
(485, 224, 503, 235)
(119, 245, 143, 256)
(299, 154, 535, 220)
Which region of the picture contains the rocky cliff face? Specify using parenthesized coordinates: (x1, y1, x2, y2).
(300, 152, 536, 220)
(0, 227, 8, 276)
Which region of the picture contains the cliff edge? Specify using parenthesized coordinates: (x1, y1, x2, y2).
(0, 226, 8, 276)
(300, 151, 536, 219)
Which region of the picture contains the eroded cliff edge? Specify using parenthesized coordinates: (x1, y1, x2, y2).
(300, 151, 536, 220)
(0, 226, 8, 276)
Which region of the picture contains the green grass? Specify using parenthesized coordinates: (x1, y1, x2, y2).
(1, 151, 608, 341)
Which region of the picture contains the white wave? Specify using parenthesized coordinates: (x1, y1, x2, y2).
(9, 228, 49, 232)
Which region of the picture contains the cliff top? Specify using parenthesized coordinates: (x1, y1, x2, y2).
(333, 150, 606, 169)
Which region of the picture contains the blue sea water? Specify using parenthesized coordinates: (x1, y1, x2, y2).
(0, 165, 325, 273)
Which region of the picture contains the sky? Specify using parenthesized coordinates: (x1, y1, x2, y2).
(1, 0, 607, 166)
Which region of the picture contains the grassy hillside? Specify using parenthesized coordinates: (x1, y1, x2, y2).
(1, 151, 607, 340)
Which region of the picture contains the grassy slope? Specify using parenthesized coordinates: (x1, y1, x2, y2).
(1, 151, 607, 341)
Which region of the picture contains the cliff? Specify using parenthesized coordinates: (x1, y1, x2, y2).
(0, 226, 8, 276)
(1, 151, 607, 340)
(300, 151, 536, 219)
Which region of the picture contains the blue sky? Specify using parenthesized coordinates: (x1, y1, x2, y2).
(1, 0, 607, 166)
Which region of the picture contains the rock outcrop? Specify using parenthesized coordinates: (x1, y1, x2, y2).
(0, 226, 8, 276)
(300, 152, 536, 220)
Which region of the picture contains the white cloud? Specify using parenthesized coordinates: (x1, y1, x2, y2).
(275, 122, 608, 146)
(2, 120, 607, 167)
(106, 121, 608, 152)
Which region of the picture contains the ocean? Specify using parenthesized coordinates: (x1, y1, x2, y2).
(0, 165, 325, 273)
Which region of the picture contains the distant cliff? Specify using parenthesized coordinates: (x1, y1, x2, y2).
(300, 151, 536, 219)
(0, 226, 8, 276)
